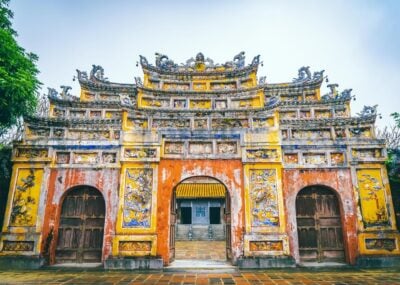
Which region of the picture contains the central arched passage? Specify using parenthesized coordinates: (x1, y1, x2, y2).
(170, 176, 230, 262)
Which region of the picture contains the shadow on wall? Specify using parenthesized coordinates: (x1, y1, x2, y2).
(0, 147, 12, 230)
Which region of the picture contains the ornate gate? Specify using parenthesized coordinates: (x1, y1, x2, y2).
(55, 186, 105, 263)
(296, 186, 345, 262)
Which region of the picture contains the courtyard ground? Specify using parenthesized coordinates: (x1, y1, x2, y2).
(0, 267, 399, 284)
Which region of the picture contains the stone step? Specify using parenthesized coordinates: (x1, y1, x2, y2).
(164, 259, 237, 273)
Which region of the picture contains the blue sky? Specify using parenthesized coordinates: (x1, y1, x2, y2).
(9, 0, 400, 128)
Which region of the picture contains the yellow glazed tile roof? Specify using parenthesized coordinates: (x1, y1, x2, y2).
(176, 183, 225, 198)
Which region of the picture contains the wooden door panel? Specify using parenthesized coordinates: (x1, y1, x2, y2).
(56, 187, 105, 263)
(296, 187, 345, 262)
(225, 192, 232, 260)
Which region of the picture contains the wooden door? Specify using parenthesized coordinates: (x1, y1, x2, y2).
(56, 186, 105, 263)
(296, 186, 344, 262)
(169, 191, 176, 262)
(225, 191, 232, 260)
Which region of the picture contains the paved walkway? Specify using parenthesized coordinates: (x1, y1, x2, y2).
(0, 268, 399, 284)
(175, 241, 226, 260)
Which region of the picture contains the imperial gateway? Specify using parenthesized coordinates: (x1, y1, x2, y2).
(1, 52, 399, 269)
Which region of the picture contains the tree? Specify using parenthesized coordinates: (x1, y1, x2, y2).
(0, 0, 41, 137)
(378, 113, 400, 230)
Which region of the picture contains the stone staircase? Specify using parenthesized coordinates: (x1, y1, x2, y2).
(176, 224, 225, 240)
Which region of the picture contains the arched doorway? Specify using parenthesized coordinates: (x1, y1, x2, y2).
(169, 176, 231, 263)
(55, 186, 105, 263)
(296, 186, 345, 262)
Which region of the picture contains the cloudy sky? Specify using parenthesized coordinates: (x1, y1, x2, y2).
(9, 0, 400, 128)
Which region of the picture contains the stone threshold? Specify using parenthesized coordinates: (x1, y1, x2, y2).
(165, 259, 237, 273)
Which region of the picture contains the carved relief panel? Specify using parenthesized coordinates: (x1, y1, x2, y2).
(70, 110, 86, 118)
(253, 117, 274, 128)
(212, 118, 249, 129)
(26, 127, 50, 138)
(15, 148, 48, 160)
(73, 152, 99, 164)
(123, 169, 153, 228)
(330, 152, 345, 165)
(173, 99, 187, 109)
(314, 110, 331, 118)
(68, 130, 110, 140)
(193, 119, 208, 129)
(125, 148, 157, 159)
(189, 142, 212, 155)
(352, 149, 383, 160)
(164, 142, 184, 155)
(189, 100, 211, 109)
(249, 169, 279, 227)
(292, 129, 331, 140)
(302, 153, 327, 165)
(356, 169, 389, 227)
(56, 152, 70, 164)
(284, 153, 298, 164)
(349, 127, 372, 138)
(246, 149, 278, 161)
(280, 111, 297, 119)
(217, 141, 237, 155)
(250, 240, 283, 251)
(210, 82, 236, 90)
(126, 118, 148, 129)
(152, 119, 190, 129)
(10, 169, 43, 227)
(215, 100, 227, 109)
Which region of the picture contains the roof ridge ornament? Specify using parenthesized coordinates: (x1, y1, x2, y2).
(90, 65, 108, 82)
(293, 66, 311, 82)
(322, 85, 354, 101)
(357, 105, 378, 118)
(138, 52, 261, 72)
(233, 51, 245, 68)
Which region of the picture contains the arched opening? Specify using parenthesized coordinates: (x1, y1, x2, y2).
(296, 185, 345, 263)
(55, 186, 105, 264)
(169, 176, 231, 263)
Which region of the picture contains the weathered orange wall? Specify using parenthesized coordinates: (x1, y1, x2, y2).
(41, 168, 120, 264)
(283, 168, 358, 264)
(157, 159, 245, 265)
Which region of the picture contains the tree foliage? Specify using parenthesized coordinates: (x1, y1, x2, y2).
(0, 0, 41, 136)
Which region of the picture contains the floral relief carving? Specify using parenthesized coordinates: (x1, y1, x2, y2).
(10, 169, 42, 226)
(2, 241, 34, 251)
(357, 169, 389, 227)
(249, 241, 283, 251)
(119, 241, 152, 252)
